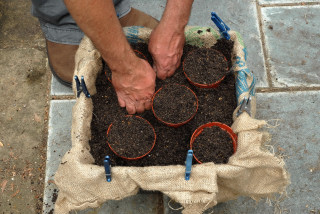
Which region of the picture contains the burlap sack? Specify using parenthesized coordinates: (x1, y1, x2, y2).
(54, 27, 289, 214)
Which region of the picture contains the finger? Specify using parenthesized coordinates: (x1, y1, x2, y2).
(118, 97, 126, 108)
(144, 99, 152, 110)
(126, 103, 136, 115)
(167, 67, 176, 78)
(156, 67, 168, 80)
(153, 61, 166, 80)
(135, 101, 145, 114)
(175, 57, 182, 69)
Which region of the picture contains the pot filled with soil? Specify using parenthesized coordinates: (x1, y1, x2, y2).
(190, 122, 237, 164)
(183, 48, 229, 88)
(152, 84, 198, 127)
(104, 50, 148, 82)
(106, 115, 156, 160)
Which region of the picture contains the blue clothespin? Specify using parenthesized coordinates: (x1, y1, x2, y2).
(211, 12, 231, 40)
(185, 150, 193, 181)
(237, 95, 252, 117)
(74, 75, 91, 98)
(104, 156, 112, 182)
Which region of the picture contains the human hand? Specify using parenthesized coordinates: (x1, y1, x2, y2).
(111, 57, 156, 114)
(148, 23, 185, 80)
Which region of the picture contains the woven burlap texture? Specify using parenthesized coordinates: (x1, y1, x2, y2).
(54, 27, 289, 214)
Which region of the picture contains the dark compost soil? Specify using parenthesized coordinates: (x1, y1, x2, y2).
(153, 84, 198, 125)
(191, 126, 234, 164)
(107, 116, 155, 159)
(183, 49, 228, 85)
(89, 38, 236, 166)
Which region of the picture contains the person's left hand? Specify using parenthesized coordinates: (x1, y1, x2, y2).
(148, 23, 185, 80)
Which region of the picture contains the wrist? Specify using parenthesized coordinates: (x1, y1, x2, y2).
(102, 45, 138, 75)
(160, 15, 187, 33)
(155, 20, 186, 41)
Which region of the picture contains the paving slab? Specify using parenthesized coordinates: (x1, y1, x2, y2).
(129, 1, 166, 21)
(77, 191, 163, 214)
(261, 5, 320, 87)
(50, 75, 74, 96)
(164, 195, 275, 214)
(259, 0, 320, 5)
(163, 195, 184, 214)
(43, 100, 75, 214)
(254, 91, 320, 213)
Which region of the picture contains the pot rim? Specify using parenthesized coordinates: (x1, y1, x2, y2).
(190, 122, 237, 164)
(152, 84, 199, 128)
(107, 115, 156, 160)
(183, 49, 229, 89)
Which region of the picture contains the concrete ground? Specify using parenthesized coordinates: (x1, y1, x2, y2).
(0, 0, 319, 214)
(0, 0, 48, 213)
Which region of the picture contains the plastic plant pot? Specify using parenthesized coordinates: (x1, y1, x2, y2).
(183, 49, 229, 88)
(190, 122, 237, 164)
(106, 115, 156, 160)
(105, 50, 147, 83)
(152, 84, 199, 128)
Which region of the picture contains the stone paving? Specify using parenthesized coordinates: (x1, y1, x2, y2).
(25, 0, 320, 213)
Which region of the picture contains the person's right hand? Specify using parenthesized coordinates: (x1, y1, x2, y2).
(111, 57, 156, 115)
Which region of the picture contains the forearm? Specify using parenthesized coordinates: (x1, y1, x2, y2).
(64, 0, 156, 114)
(64, 0, 135, 72)
(161, 0, 194, 31)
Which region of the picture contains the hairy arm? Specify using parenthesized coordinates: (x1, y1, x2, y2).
(149, 0, 194, 80)
(64, 0, 156, 114)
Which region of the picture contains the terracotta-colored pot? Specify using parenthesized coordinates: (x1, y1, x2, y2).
(190, 122, 237, 164)
(183, 49, 229, 88)
(106, 115, 156, 160)
(152, 84, 199, 128)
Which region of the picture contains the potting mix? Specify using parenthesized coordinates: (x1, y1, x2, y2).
(183, 48, 228, 87)
(152, 83, 198, 127)
(54, 26, 289, 214)
(90, 41, 235, 167)
(106, 115, 156, 160)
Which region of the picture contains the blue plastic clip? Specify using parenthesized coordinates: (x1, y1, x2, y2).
(237, 95, 252, 117)
(185, 150, 193, 181)
(211, 12, 231, 40)
(74, 75, 91, 98)
(104, 156, 112, 182)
